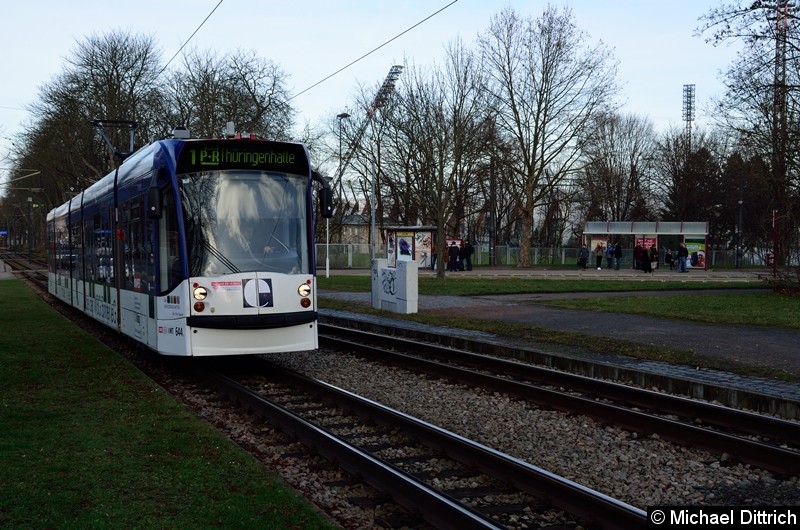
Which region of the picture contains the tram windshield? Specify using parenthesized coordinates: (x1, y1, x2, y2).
(181, 171, 309, 276)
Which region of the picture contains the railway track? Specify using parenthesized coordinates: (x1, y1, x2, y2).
(0, 251, 47, 284)
(6, 267, 644, 527)
(199, 356, 647, 529)
(9, 259, 798, 526)
(319, 323, 800, 476)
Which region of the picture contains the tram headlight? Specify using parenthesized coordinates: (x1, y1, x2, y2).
(193, 285, 208, 300)
(297, 283, 311, 297)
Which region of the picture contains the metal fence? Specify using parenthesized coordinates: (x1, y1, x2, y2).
(315, 244, 776, 270)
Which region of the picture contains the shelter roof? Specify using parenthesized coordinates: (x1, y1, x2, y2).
(584, 221, 707, 235)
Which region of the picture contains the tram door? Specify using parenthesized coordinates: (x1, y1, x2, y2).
(151, 186, 191, 355)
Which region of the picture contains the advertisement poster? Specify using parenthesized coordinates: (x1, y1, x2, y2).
(590, 237, 608, 253)
(685, 238, 707, 269)
(636, 236, 657, 251)
(396, 231, 414, 262)
(387, 229, 436, 268)
(387, 231, 396, 267)
(415, 232, 432, 268)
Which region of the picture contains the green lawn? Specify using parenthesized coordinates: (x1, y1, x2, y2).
(0, 280, 337, 530)
(318, 274, 783, 327)
(318, 274, 799, 380)
(319, 274, 763, 297)
(541, 291, 800, 330)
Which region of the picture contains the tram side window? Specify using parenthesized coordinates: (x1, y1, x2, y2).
(52, 215, 68, 272)
(158, 190, 183, 294)
(120, 198, 151, 293)
(85, 218, 96, 281)
(71, 219, 83, 281)
(56, 228, 67, 270)
(91, 210, 114, 283)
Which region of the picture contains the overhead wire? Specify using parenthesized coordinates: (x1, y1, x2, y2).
(3, 0, 455, 120)
(290, 0, 459, 100)
(158, 0, 225, 75)
(0, 2, 225, 116)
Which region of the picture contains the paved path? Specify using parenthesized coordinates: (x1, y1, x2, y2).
(472, 293, 797, 375)
(0, 259, 15, 280)
(319, 285, 800, 379)
(339, 265, 766, 282)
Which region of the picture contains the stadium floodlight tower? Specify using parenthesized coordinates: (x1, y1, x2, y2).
(336, 65, 404, 187)
(334, 65, 404, 260)
(368, 65, 403, 260)
(682, 84, 695, 152)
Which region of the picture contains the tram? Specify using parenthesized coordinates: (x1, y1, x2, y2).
(47, 128, 332, 356)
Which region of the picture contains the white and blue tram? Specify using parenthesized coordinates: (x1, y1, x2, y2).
(47, 129, 333, 356)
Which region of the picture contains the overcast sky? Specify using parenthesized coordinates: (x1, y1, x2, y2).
(0, 0, 739, 178)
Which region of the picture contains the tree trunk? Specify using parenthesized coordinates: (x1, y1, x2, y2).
(518, 208, 533, 267)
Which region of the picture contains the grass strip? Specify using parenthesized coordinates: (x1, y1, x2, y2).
(540, 292, 800, 330)
(0, 280, 336, 530)
(318, 275, 785, 328)
(318, 275, 798, 382)
(318, 275, 764, 296)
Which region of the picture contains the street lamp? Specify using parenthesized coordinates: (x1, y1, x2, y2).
(331, 112, 350, 278)
(736, 170, 744, 268)
(27, 196, 33, 263)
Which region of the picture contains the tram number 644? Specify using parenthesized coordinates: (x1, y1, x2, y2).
(158, 325, 184, 336)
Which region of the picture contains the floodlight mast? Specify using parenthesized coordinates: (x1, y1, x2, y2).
(335, 65, 403, 189)
(682, 84, 695, 152)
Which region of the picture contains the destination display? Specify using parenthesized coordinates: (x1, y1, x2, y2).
(177, 140, 309, 175)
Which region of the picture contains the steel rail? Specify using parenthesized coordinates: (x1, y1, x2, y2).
(321, 328, 800, 475)
(320, 323, 800, 443)
(233, 361, 649, 530)
(201, 369, 506, 530)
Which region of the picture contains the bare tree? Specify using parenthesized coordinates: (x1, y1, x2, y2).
(381, 42, 490, 277)
(721, 149, 776, 254)
(226, 49, 295, 139)
(577, 112, 657, 224)
(652, 129, 733, 249)
(698, 1, 800, 264)
(163, 49, 228, 138)
(3, 29, 306, 256)
(478, 6, 619, 267)
(472, 119, 521, 256)
(165, 49, 295, 140)
(68, 31, 164, 156)
(18, 31, 163, 208)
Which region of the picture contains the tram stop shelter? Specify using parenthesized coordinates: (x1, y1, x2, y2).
(371, 226, 437, 315)
(384, 226, 436, 268)
(583, 221, 709, 270)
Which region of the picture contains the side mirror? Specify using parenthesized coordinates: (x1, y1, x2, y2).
(312, 171, 334, 219)
(320, 186, 333, 219)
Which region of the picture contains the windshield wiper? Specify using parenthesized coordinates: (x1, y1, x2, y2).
(202, 239, 241, 274)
